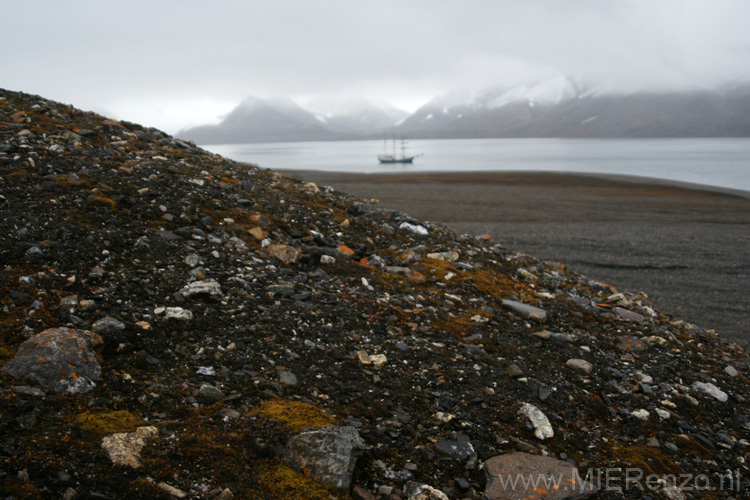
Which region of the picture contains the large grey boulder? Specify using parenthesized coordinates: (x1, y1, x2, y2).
(484, 452, 597, 500)
(285, 426, 365, 489)
(1, 327, 103, 394)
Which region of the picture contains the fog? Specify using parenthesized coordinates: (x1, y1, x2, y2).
(3, 0, 749, 133)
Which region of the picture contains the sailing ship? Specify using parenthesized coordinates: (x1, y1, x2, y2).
(378, 134, 421, 164)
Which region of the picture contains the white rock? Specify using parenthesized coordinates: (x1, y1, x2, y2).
(519, 403, 553, 440)
(692, 381, 728, 402)
(370, 354, 388, 368)
(725, 365, 739, 377)
(566, 358, 593, 375)
(164, 307, 193, 321)
(399, 222, 428, 235)
(632, 409, 650, 421)
(655, 408, 671, 420)
(101, 426, 158, 468)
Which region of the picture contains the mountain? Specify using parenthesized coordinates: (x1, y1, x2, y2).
(397, 77, 750, 139)
(177, 78, 750, 144)
(178, 96, 353, 144)
(304, 97, 410, 134)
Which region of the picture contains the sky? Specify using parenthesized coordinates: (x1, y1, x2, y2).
(3, 0, 750, 134)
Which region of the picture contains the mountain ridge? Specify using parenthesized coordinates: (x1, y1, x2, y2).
(178, 78, 750, 144)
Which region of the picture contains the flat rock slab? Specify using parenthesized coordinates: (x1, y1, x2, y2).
(1, 328, 103, 394)
(502, 300, 547, 321)
(484, 452, 597, 500)
(285, 426, 365, 489)
(101, 426, 159, 468)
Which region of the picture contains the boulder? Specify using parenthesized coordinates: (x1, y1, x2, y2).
(1, 328, 103, 394)
(484, 452, 597, 500)
(285, 426, 365, 489)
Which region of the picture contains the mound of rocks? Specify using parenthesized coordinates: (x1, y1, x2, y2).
(1, 88, 748, 499)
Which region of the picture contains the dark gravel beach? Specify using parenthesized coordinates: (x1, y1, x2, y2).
(293, 170, 750, 348)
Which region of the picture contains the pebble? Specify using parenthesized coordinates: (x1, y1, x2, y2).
(399, 222, 428, 235)
(691, 381, 728, 402)
(502, 300, 547, 321)
(164, 307, 193, 321)
(518, 403, 554, 440)
(566, 358, 593, 374)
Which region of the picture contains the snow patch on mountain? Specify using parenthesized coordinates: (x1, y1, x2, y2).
(487, 75, 586, 109)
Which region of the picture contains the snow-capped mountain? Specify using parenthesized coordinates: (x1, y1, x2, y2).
(305, 97, 409, 134)
(396, 76, 750, 139)
(178, 96, 352, 144)
(177, 78, 750, 144)
(399, 75, 592, 132)
(179, 96, 407, 144)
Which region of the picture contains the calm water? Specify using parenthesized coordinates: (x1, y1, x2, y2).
(206, 138, 750, 192)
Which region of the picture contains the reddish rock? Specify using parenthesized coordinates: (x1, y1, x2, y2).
(266, 244, 301, 264)
(484, 452, 596, 500)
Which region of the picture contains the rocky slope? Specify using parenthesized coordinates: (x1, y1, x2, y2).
(0, 88, 748, 500)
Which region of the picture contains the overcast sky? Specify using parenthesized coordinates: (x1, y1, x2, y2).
(4, 0, 750, 133)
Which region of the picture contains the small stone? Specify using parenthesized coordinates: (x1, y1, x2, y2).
(164, 307, 193, 321)
(185, 254, 200, 267)
(179, 279, 223, 300)
(613, 307, 645, 322)
(538, 388, 552, 402)
(248, 227, 266, 240)
(357, 351, 372, 365)
(506, 364, 523, 378)
(266, 244, 301, 264)
(725, 365, 739, 377)
(566, 358, 593, 375)
(135, 321, 151, 331)
(692, 381, 728, 402)
(92, 316, 125, 334)
(519, 403, 553, 440)
(60, 295, 79, 308)
(198, 383, 225, 402)
(399, 222, 428, 235)
(435, 433, 475, 460)
(404, 482, 450, 500)
(101, 426, 159, 468)
(157, 482, 187, 498)
(655, 408, 671, 419)
(502, 300, 547, 321)
(632, 409, 650, 421)
(370, 354, 387, 368)
(277, 370, 298, 385)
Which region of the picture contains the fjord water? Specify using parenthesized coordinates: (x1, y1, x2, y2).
(206, 138, 750, 192)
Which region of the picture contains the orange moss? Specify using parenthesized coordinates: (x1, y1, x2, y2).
(93, 195, 116, 210)
(250, 399, 335, 432)
(257, 463, 344, 500)
(66, 410, 144, 438)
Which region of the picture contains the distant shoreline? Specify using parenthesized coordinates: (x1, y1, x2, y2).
(289, 169, 750, 349)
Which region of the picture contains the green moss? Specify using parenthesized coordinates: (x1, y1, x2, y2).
(66, 410, 144, 438)
(250, 399, 335, 433)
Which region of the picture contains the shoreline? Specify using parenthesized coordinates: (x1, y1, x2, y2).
(288, 169, 750, 348)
